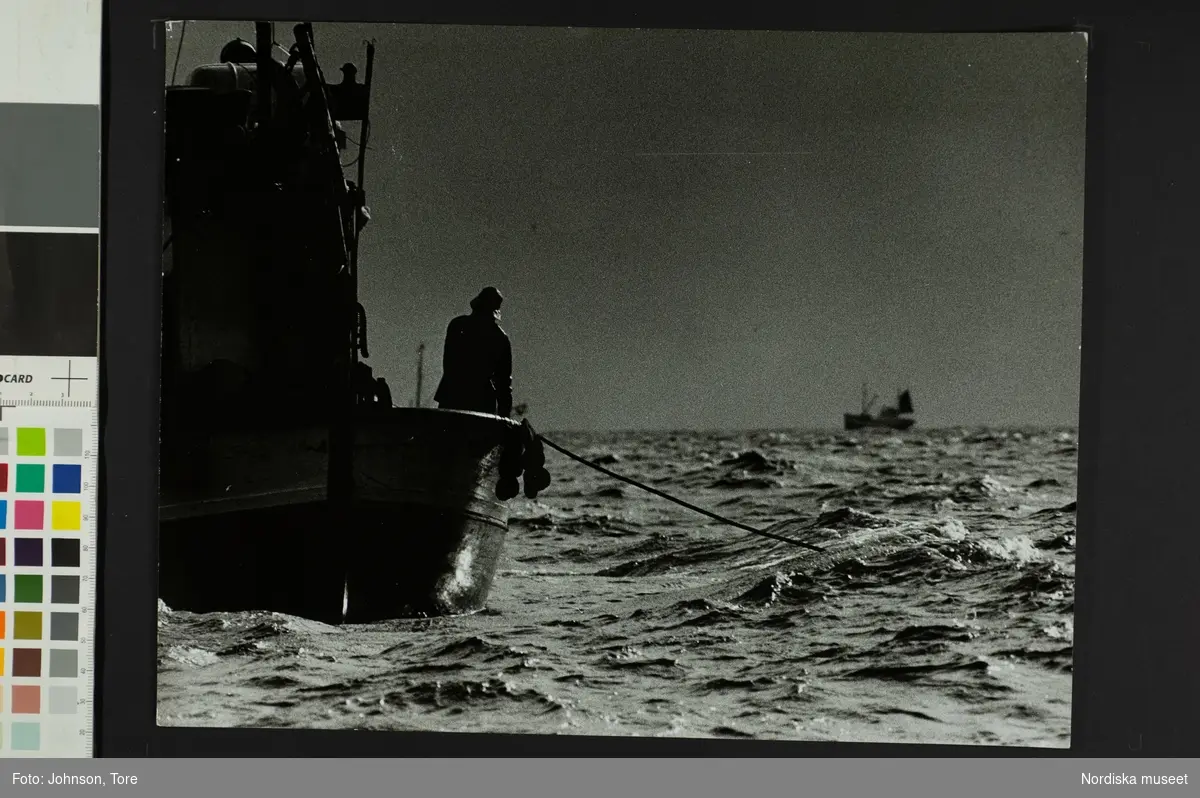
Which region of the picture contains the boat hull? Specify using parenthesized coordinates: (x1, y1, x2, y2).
(843, 413, 915, 431)
(159, 499, 347, 624)
(344, 409, 515, 622)
(157, 408, 519, 624)
(342, 501, 507, 622)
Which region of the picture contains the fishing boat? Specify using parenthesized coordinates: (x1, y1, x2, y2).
(158, 22, 528, 624)
(843, 385, 915, 431)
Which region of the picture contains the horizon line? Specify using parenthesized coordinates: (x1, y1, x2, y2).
(534, 422, 1080, 436)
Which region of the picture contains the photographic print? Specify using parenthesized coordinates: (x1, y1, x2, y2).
(156, 21, 1085, 748)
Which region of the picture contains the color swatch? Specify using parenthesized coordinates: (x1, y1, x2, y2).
(0, 362, 98, 758)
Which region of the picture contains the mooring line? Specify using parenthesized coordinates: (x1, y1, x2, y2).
(538, 435, 825, 553)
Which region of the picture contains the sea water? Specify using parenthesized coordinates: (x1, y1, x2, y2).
(157, 427, 1076, 748)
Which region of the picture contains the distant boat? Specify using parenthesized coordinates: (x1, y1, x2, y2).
(843, 385, 915, 431)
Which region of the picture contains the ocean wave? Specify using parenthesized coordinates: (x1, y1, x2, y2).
(404, 678, 571, 713)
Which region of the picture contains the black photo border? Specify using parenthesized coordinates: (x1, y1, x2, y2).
(102, 0, 1200, 756)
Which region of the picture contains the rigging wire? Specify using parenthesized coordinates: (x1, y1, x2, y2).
(170, 20, 188, 86)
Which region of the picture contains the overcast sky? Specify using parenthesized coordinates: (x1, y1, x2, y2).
(166, 23, 1087, 432)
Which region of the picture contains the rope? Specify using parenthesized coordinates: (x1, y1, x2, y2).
(538, 435, 825, 553)
(170, 21, 188, 86)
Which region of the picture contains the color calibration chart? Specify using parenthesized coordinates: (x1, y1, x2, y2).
(0, 356, 98, 757)
(0, 0, 102, 757)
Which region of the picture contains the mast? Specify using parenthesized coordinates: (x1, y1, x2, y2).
(289, 21, 358, 546)
(254, 22, 272, 124)
(415, 343, 425, 408)
(349, 41, 376, 356)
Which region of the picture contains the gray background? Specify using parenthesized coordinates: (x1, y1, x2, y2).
(3, 759, 1196, 796)
(96, 0, 1200, 760)
(0, 103, 101, 230)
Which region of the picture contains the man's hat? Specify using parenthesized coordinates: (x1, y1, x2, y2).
(471, 286, 504, 311)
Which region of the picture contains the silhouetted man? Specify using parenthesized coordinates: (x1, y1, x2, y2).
(434, 287, 513, 417)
